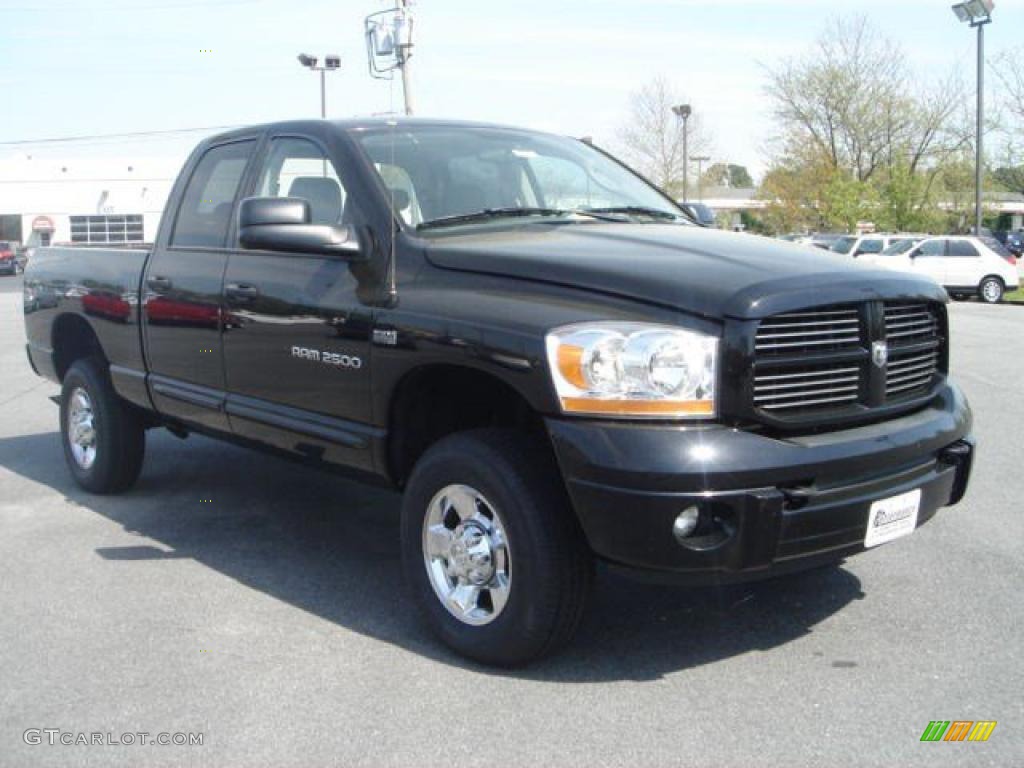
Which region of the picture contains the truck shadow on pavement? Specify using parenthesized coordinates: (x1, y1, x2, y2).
(0, 429, 865, 682)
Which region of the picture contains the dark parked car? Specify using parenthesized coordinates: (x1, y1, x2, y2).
(0, 241, 19, 275)
(994, 230, 1024, 258)
(23, 119, 974, 666)
(679, 202, 717, 227)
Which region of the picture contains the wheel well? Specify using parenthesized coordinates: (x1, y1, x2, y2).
(387, 365, 546, 487)
(52, 314, 106, 381)
(981, 274, 1005, 287)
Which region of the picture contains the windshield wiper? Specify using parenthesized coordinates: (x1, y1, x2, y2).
(417, 207, 568, 231)
(582, 206, 683, 221)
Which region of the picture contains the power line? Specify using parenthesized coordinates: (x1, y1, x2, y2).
(0, 125, 243, 147)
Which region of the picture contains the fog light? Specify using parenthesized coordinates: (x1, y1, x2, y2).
(672, 505, 700, 541)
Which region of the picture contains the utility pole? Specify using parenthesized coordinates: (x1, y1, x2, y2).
(397, 0, 414, 115)
(366, 1, 416, 116)
(672, 104, 692, 203)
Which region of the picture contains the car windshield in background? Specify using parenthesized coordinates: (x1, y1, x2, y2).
(354, 125, 686, 230)
(881, 239, 918, 255)
(830, 236, 858, 254)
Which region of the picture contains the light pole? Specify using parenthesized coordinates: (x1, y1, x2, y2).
(672, 104, 691, 202)
(297, 53, 341, 118)
(952, 0, 994, 235)
(691, 155, 711, 202)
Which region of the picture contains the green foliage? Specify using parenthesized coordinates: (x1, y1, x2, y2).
(703, 163, 754, 189)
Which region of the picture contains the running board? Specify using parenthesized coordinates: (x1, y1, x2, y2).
(49, 395, 61, 406)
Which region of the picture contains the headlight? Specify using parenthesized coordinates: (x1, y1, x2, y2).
(545, 322, 717, 418)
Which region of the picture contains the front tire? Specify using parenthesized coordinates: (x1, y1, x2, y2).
(979, 276, 1004, 304)
(400, 429, 592, 666)
(60, 357, 145, 493)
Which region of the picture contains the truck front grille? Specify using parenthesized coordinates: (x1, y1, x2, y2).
(750, 300, 944, 422)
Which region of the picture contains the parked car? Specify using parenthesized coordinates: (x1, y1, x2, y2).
(994, 230, 1024, 258)
(804, 232, 845, 250)
(679, 202, 716, 227)
(829, 233, 920, 259)
(23, 118, 974, 665)
(0, 241, 19, 275)
(868, 235, 1018, 303)
(855, 237, 925, 267)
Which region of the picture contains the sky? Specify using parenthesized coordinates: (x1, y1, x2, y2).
(0, 0, 1021, 182)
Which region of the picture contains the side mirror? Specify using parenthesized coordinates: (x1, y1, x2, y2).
(238, 197, 362, 259)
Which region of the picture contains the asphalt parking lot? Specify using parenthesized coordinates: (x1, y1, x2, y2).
(0, 273, 1020, 768)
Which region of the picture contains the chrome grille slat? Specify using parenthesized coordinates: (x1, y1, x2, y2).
(759, 319, 859, 330)
(887, 378, 934, 394)
(754, 375, 859, 392)
(755, 336, 861, 350)
(887, 369, 935, 386)
(757, 327, 861, 340)
(755, 366, 859, 382)
(754, 384, 859, 403)
(757, 393, 859, 410)
(887, 327, 937, 339)
(888, 360, 937, 376)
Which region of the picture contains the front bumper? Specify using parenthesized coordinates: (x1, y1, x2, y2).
(546, 382, 973, 583)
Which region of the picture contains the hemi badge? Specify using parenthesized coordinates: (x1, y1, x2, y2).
(373, 328, 398, 347)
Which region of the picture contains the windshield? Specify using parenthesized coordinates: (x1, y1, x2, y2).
(880, 239, 918, 255)
(830, 236, 857, 254)
(354, 125, 686, 229)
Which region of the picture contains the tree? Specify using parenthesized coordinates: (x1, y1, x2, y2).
(616, 76, 712, 197)
(762, 15, 968, 233)
(703, 163, 754, 189)
(993, 51, 1024, 130)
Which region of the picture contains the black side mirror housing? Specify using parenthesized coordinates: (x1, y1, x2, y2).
(238, 197, 362, 259)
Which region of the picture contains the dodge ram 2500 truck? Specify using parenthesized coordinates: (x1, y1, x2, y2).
(24, 119, 974, 666)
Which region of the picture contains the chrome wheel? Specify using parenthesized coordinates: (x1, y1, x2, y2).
(67, 387, 97, 469)
(981, 279, 1002, 303)
(422, 484, 511, 626)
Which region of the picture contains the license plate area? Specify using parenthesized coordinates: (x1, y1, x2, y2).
(864, 488, 921, 548)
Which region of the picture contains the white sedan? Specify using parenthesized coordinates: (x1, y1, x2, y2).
(859, 235, 1020, 304)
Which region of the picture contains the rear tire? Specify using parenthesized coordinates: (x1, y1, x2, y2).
(400, 429, 592, 666)
(979, 277, 1004, 304)
(60, 357, 145, 494)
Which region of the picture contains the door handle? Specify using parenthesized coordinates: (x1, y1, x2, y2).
(225, 282, 260, 300)
(147, 275, 172, 291)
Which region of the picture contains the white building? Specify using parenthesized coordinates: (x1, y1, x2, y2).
(0, 152, 186, 247)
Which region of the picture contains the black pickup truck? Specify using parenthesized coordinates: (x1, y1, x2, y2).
(24, 119, 974, 665)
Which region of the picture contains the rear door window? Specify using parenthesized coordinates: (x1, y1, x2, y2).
(947, 240, 979, 257)
(172, 140, 255, 248)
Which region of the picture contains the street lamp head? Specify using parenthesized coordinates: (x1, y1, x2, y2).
(951, 0, 994, 24)
(672, 104, 692, 119)
(324, 54, 341, 70)
(297, 53, 318, 68)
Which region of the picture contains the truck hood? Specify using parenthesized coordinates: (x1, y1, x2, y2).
(423, 224, 947, 320)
